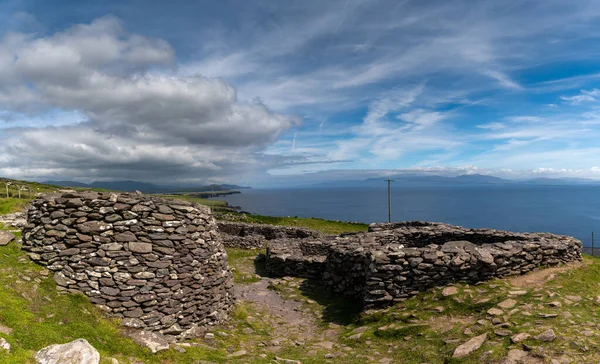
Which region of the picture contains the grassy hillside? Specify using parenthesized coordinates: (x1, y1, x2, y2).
(3, 226, 600, 363)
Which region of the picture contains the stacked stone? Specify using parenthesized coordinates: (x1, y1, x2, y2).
(265, 221, 582, 309)
(265, 239, 329, 278)
(322, 240, 370, 298)
(21, 191, 235, 339)
(361, 234, 581, 308)
(217, 221, 323, 249)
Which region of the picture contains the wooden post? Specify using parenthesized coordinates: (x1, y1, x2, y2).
(384, 179, 395, 223)
(593, 232, 595, 257)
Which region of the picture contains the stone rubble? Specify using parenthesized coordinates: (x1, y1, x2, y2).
(217, 221, 324, 249)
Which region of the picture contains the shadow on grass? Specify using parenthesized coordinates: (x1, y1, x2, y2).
(297, 279, 363, 325)
(251, 253, 268, 277)
(252, 253, 362, 325)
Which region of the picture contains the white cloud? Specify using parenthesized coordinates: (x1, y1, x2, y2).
(560, 89, 600, 104)
(0, 17, 299, 182)
(477, 122, 505, 130)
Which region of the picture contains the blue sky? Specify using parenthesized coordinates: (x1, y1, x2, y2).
(2, 0, 600, 186)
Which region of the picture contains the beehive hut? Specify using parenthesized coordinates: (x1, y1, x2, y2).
(21, 191, 235, 338)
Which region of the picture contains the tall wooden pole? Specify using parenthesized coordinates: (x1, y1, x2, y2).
(384, 179, 395, 223)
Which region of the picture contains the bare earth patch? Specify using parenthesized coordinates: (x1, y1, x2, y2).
(508, 262, 585, 288)
(428, 315, 475, 334)
(235, 278, 328, 348)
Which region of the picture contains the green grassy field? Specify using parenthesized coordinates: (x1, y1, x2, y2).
(0, 198, 32, 215)
(229, 214, 369, 235)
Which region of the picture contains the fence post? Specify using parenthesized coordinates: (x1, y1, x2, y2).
(593, 232, 595, 257)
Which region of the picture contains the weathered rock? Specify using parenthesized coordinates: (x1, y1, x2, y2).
(502, 349, 543, 364)
(534, 329, 556, 342)
(124, 330, 169, 354)
(34, 339, 100, 364)
(488, 308, 504, 316)
(511, 333, 531, 343)
(0, 231, 15, 246)
(442, 286, 459, 297)
(498, 299, 517, 309)
(452, 333, 487, 358)
(0, 337, 10, 352)
(128, 242, 152, 253)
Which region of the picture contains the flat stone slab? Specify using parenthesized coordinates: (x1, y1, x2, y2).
(124, 329, 169, 354)
(0, 231, 15, 246)
(452, 333, 487, 358)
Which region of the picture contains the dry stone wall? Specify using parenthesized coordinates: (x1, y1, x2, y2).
(21, 191, 235, 338)
(217, 221, 324, 249)
(264, 221, 582, 309)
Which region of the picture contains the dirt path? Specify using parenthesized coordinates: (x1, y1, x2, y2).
(508, 262, 584, 288)
(235, 278, 324, 345)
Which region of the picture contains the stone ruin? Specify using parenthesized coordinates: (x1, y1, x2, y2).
(21, 191, 234, 339)
(220, 221, 582, 309)
(217, 221, 324, 249)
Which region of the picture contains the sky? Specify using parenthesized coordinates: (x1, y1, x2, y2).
(2, 0, 600, 186)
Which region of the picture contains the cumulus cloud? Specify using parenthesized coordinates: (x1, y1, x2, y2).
(0, 16, 299, 182)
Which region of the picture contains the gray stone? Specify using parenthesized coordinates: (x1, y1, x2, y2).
(124, 329, 169, 354)
(34, 339, 100, 364)
(534, 329, 556, 342)
(452, 333, 487, 358)
(0, 231, 15, 246)
(115, 232, 137, 242)
(0, 337, 10, 353)
(511, 333, 531, 343)
(128, 242, 152, 253)
(442, 286, 458, 297)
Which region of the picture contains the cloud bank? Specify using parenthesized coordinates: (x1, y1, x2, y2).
(0, 16, 299, 183)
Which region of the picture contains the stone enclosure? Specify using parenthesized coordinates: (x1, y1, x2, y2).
(19, 191, 584, 338)
(21, 191, 234, 338)
(217, 221, 324, 249)
(228, 221, 582, 309)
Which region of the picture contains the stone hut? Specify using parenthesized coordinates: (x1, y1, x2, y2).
(264, 221, 582, 308)
(21, 191, 235, 338)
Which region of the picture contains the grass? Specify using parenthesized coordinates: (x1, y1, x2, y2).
(226, 248, 263, 284)
(2, 219, 600, 363)
(0, 228, 289, 363)
(335, 255, 600, 363)
(0, 198, 31, 215)
(229, 214, 369, 235)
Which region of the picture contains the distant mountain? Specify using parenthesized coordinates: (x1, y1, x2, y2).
(522, 177, 600, 185)
(45, 180, 90, 188)
(43, 180, 251, 193)
(90, 180, 162, 193)
(452, 174, 512, 184)
(364, 174, 513, 185)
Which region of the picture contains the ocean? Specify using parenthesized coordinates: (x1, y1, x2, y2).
(219, 184, 600, 248)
